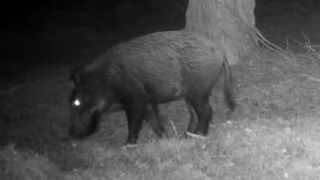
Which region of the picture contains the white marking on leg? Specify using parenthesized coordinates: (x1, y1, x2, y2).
(186, 131, 208, 140)
(121, 143, 139, 150)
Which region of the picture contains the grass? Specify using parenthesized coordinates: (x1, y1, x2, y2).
(2, 115, 320, 179)
(0, 145, 65, 180)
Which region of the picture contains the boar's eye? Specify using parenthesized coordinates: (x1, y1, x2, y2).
(72, 98, 82, 107)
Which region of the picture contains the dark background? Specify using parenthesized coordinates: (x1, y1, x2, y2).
(0, 0, 187, 65)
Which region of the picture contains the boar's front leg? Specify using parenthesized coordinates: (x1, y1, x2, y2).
(145, 103, 167, 138)
(123, 96, 148, 145)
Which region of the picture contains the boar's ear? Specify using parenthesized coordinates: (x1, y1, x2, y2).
(70, 68, 83, 86)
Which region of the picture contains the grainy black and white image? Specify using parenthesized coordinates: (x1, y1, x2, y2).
(1, 0, 320, 179)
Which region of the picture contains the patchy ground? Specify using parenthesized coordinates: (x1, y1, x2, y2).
(1, 5, 320, 180)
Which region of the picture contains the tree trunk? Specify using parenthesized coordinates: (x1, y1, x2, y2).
(185, 0, 257, 65)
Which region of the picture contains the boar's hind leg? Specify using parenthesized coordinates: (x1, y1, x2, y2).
(186, 93, 212, 137)
(123, 97, 148, 145)
(146, 104, 167, 138)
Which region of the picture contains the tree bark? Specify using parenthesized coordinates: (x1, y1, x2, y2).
(185, 0, 257, 65)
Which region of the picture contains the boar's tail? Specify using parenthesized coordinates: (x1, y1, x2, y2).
(222, 55, 236, 111)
